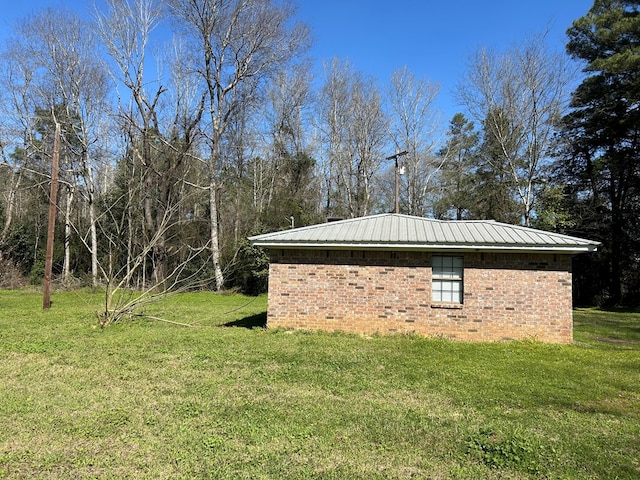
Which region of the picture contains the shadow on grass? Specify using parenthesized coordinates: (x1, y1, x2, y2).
(222, 311, 267, 329)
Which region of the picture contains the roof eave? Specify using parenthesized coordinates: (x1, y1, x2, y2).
(250, 241, 598, 254)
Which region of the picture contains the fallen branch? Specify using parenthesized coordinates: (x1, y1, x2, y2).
(131, 313, 194, 327)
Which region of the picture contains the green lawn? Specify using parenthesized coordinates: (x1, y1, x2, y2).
(0, 289, 639, 479)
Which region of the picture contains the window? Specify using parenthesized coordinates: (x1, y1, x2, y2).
(432, 256, 463, 303)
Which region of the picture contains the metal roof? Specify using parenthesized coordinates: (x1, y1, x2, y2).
(248, 214, 600, 254)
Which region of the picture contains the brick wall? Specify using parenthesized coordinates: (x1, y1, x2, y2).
(265, 249, 573, 343)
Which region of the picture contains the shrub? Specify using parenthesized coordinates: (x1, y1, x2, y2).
(226, 239, 269, 295)
(0, 257, 28, 288)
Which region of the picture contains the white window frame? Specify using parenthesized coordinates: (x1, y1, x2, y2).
(432, 255, 464, 304)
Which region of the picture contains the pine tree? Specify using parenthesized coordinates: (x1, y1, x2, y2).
(559, 0, 640, 305)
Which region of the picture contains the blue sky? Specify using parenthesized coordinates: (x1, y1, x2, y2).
(296, 0, 594, 120)
(1, 0, 594, 121)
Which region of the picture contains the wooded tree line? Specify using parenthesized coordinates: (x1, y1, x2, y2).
(0, 0, 638, 307)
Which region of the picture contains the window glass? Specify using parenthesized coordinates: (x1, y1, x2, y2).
(432, 256, 463, 303)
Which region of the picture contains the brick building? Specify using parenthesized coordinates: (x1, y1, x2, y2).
(249, 214, 599, 343)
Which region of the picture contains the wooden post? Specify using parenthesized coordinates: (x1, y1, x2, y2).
(394, 159, 399, 214)
(43, 123, 61, 309)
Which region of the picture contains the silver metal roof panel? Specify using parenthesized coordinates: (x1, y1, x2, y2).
(249, 214, 600, 253)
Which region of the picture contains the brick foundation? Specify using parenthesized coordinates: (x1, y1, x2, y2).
(265, 249, 573, 343)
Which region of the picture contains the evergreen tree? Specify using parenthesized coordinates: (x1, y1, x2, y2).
(472, 109, 522, 224)
(559, 0, 640, 305)
(434, 113, 479, 220)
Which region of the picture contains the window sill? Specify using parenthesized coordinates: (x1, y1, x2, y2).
(431, 303, 463, 310)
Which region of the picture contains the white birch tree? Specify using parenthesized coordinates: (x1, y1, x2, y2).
(458, 33, 572, 226)
(388, 66, 441, 216)
(167, 0, 310, 289)
(318, 58, 388, 217)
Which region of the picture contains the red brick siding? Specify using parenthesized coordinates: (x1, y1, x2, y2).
(266, 249, 573, 343)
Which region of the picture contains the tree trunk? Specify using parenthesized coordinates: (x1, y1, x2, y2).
(63, 184, 74, 284)
(609, 165, 624, 305)
(89, 196, 98, 287)
(0, 168, 21, 245)
(83, 149, 99, 288)
(209, 173, 224, 291)
(126, 181, 133, 288)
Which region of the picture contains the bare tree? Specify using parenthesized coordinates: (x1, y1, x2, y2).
(257, 62, 320, 228)
(317, 58, 351, 217)
(0, 8, 109, 287)
(388, 66, 441, 216)
(168, 0, 310, 289)
(348, 74, 388, 216)
(267, 64, 314, 159)
(27, 9, 110, 286)
(0, 47, 37, 248)
(457, 33, 571, 226)
(0, 19, 58, 282)
(318, 58, 388, 217)
(95, 0, 173, 285)
(97, 179, 212, 326)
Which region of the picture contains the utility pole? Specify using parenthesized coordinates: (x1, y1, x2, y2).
(43, 123, 61, 309)
(386, 150, 408, 214)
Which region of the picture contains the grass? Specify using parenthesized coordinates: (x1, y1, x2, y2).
(0, 289, 639, 479)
